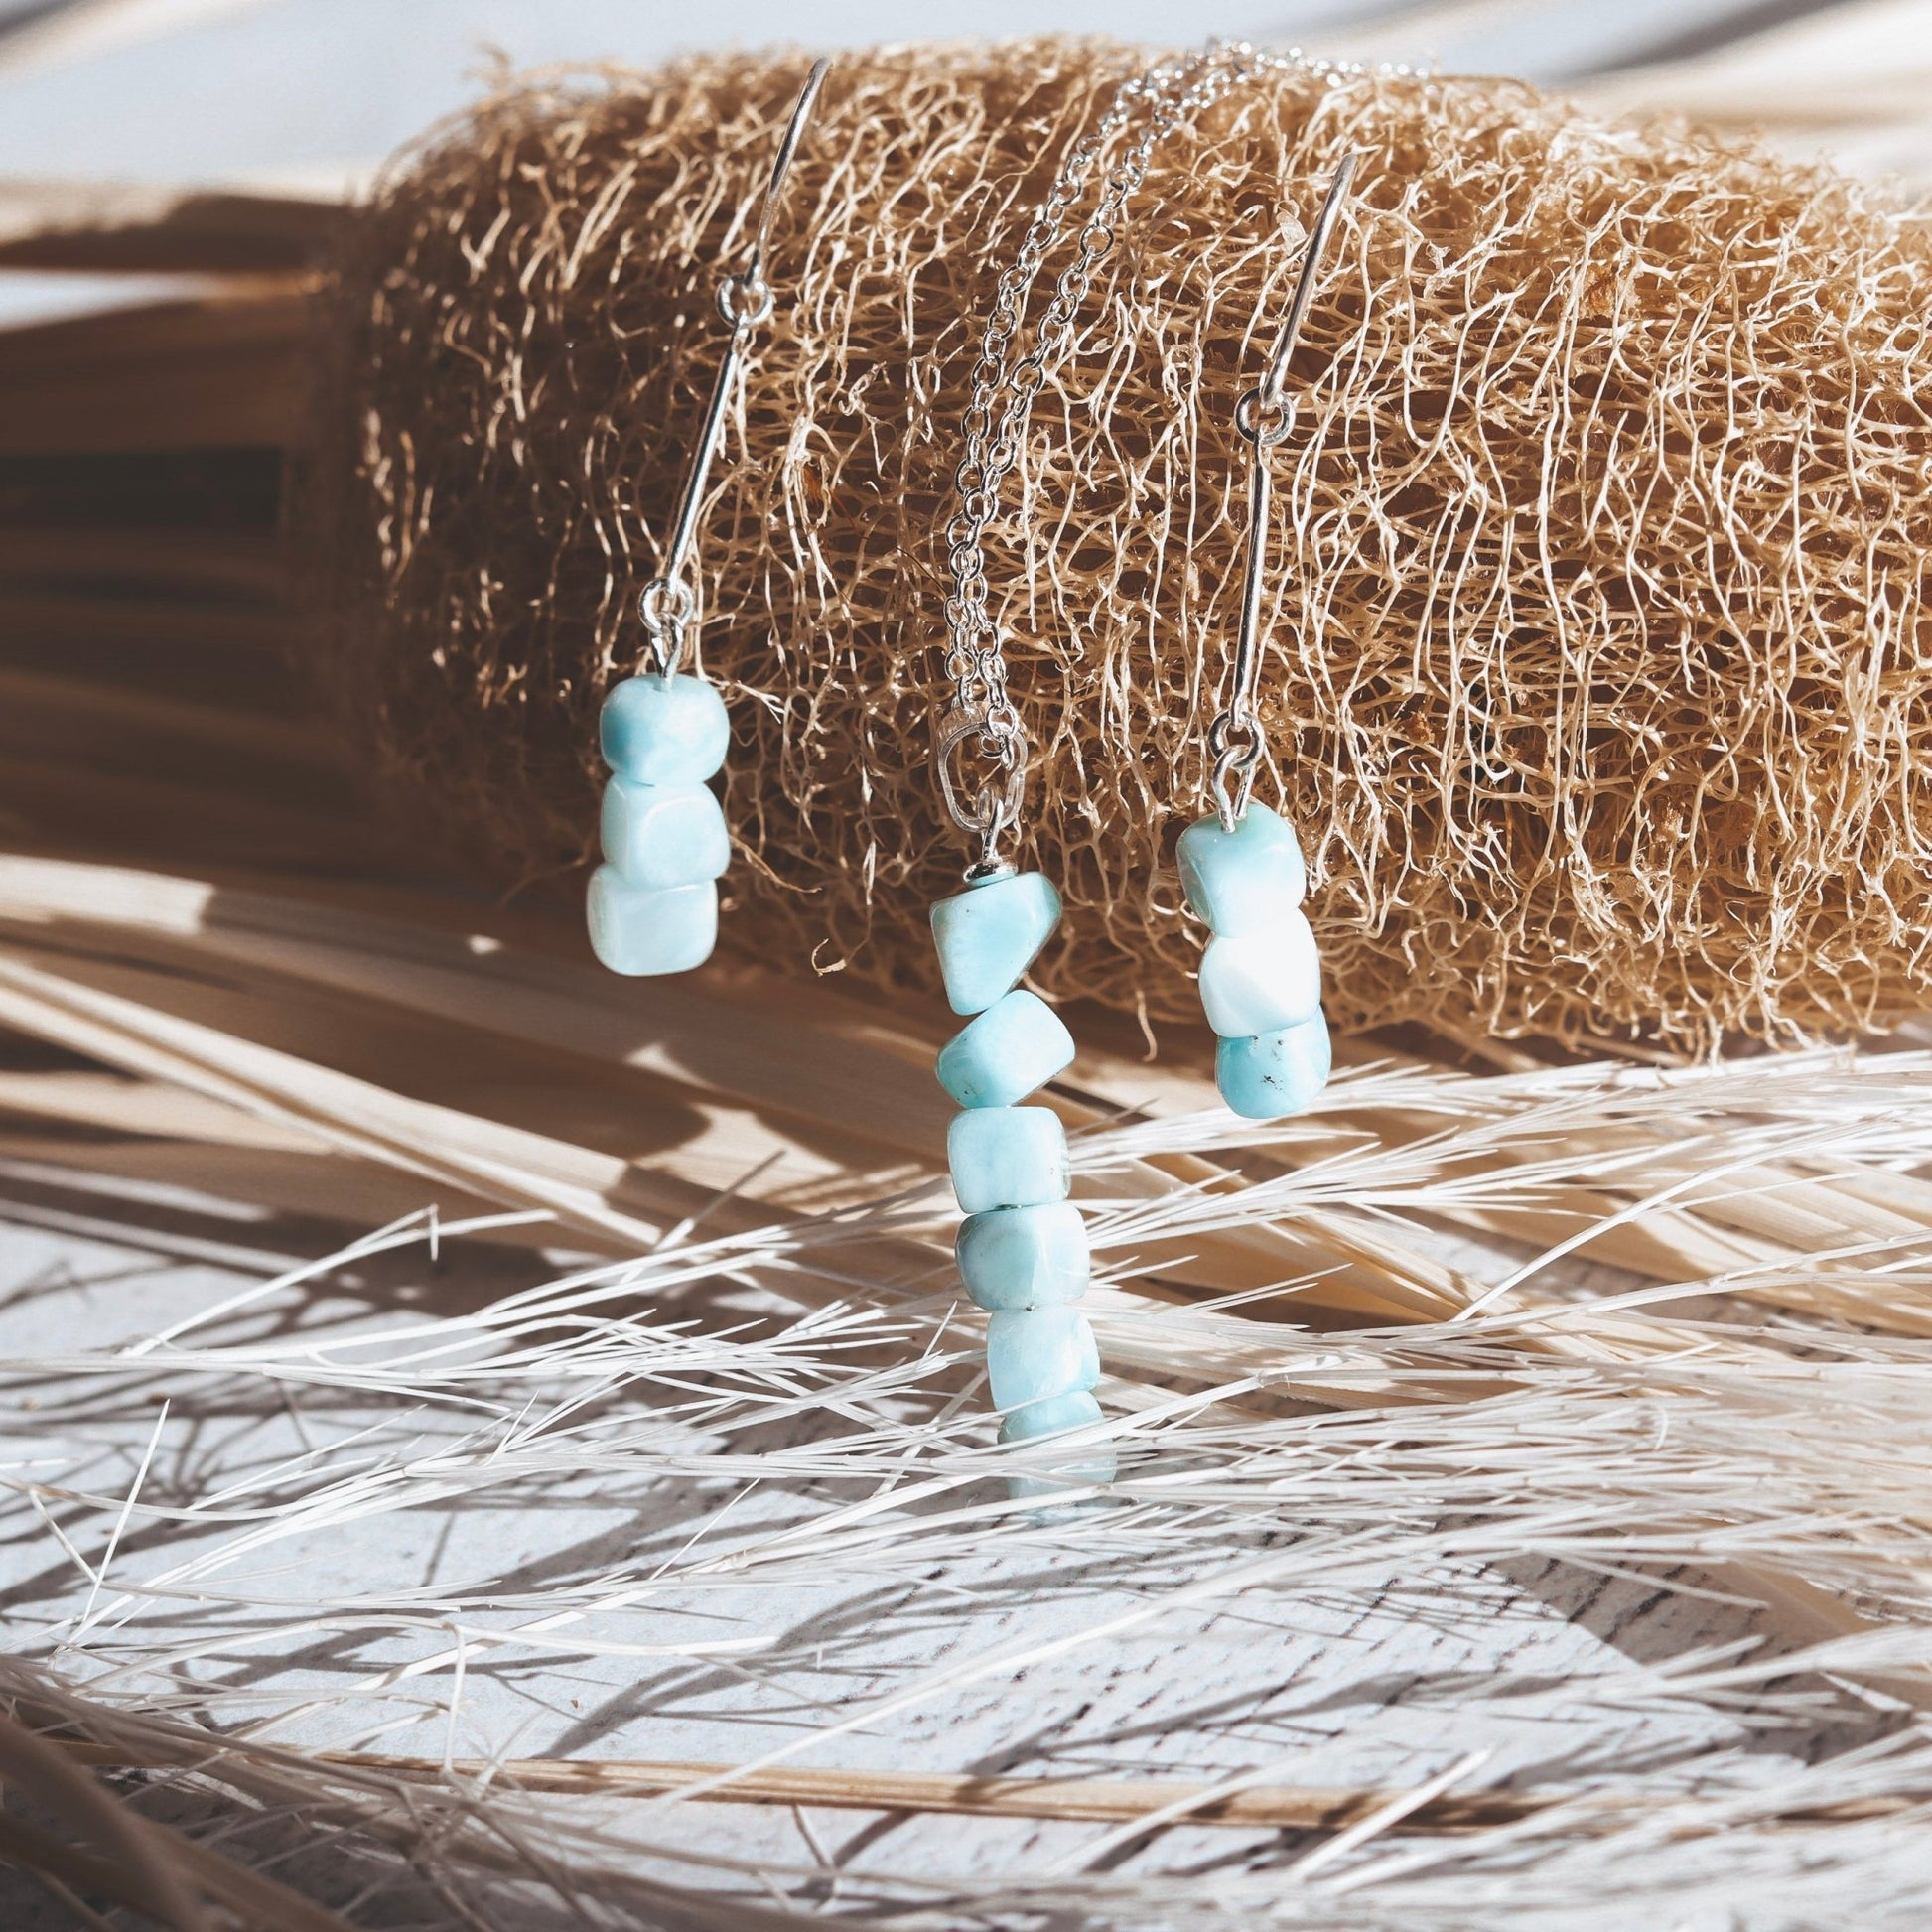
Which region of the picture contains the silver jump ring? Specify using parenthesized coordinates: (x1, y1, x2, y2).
(1234, 388, 1295, 448)
(1207, 709, 1264, 767)
(717, 273, 775, 329)
(637, 576, 697, 631)
(1207, 708, 1266, 831)
(637, 576, 697, 676)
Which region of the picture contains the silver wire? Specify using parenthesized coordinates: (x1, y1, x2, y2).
(743, 56, 829, 310)
(939, 40, 1294, 872)
(636, 57, 830, 678)
(937, 45, 1382, 873)
(1209, 152, 1357, 832)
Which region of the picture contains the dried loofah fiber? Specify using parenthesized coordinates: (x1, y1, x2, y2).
(302, 39, 1932, 1054)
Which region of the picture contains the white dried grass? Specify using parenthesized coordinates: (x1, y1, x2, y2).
(1, 850, 1932, 1926)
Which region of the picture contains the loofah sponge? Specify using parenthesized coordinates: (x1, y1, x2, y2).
(300, 39, 1932, 1055)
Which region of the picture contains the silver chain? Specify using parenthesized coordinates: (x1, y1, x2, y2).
(936, 39, 1378, 871)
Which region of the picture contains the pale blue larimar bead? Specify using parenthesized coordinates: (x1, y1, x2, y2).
(1177, 803, 1307, 935)
(930, 870, 1061, 1016)
(1216, 1011, 1332, 1121)
(1197, 910, 1321, 1038)
(1000, 1389, 1103, 1442)
(956, 1202, 1088, 1311)
(935, 990, 1075, 1109)
(986, 1305, 1099, 1411)
(946, 1105, 1069, 1214)
(600, 777, 730, 889)
(586, 870, 717, 976)
(999, 1388, 1115, 1498)
(600, 674, 731, 785)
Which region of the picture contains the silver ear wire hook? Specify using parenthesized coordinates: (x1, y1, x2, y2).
(1210, 151, 1357, 830)
(637, 57, 831, 677)
(739, 55, 829, 315)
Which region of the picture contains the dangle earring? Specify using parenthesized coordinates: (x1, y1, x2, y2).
(928, 44, 1286, 1471)
(1178, 156, 1355, 1119)
(588, 60, 829, 977)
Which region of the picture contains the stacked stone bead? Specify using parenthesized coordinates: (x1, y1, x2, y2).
(587, 674, 732, 977)
(1178, 803, 1333, 1121)
(930, 870, 1106, 1454)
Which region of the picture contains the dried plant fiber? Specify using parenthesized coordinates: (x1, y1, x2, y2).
(304, 38, 1932, 1055)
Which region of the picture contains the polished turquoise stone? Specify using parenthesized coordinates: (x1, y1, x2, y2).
(935, 990, 1075, 1109)
(986, 1305, 1099, 1410)
(946, 1106, 1069, 1213)
(600, 778, 730, 889)
(929, 870, 1061, 1016)
(1197, 911, 1321, 1037)
(1177, 802, 1307, 935)
(1216, 1011, 1333, 1121)
(956, 1202, 1088, 1311)
(586, 870, 717, 976)
(600, 674, 731, 785)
